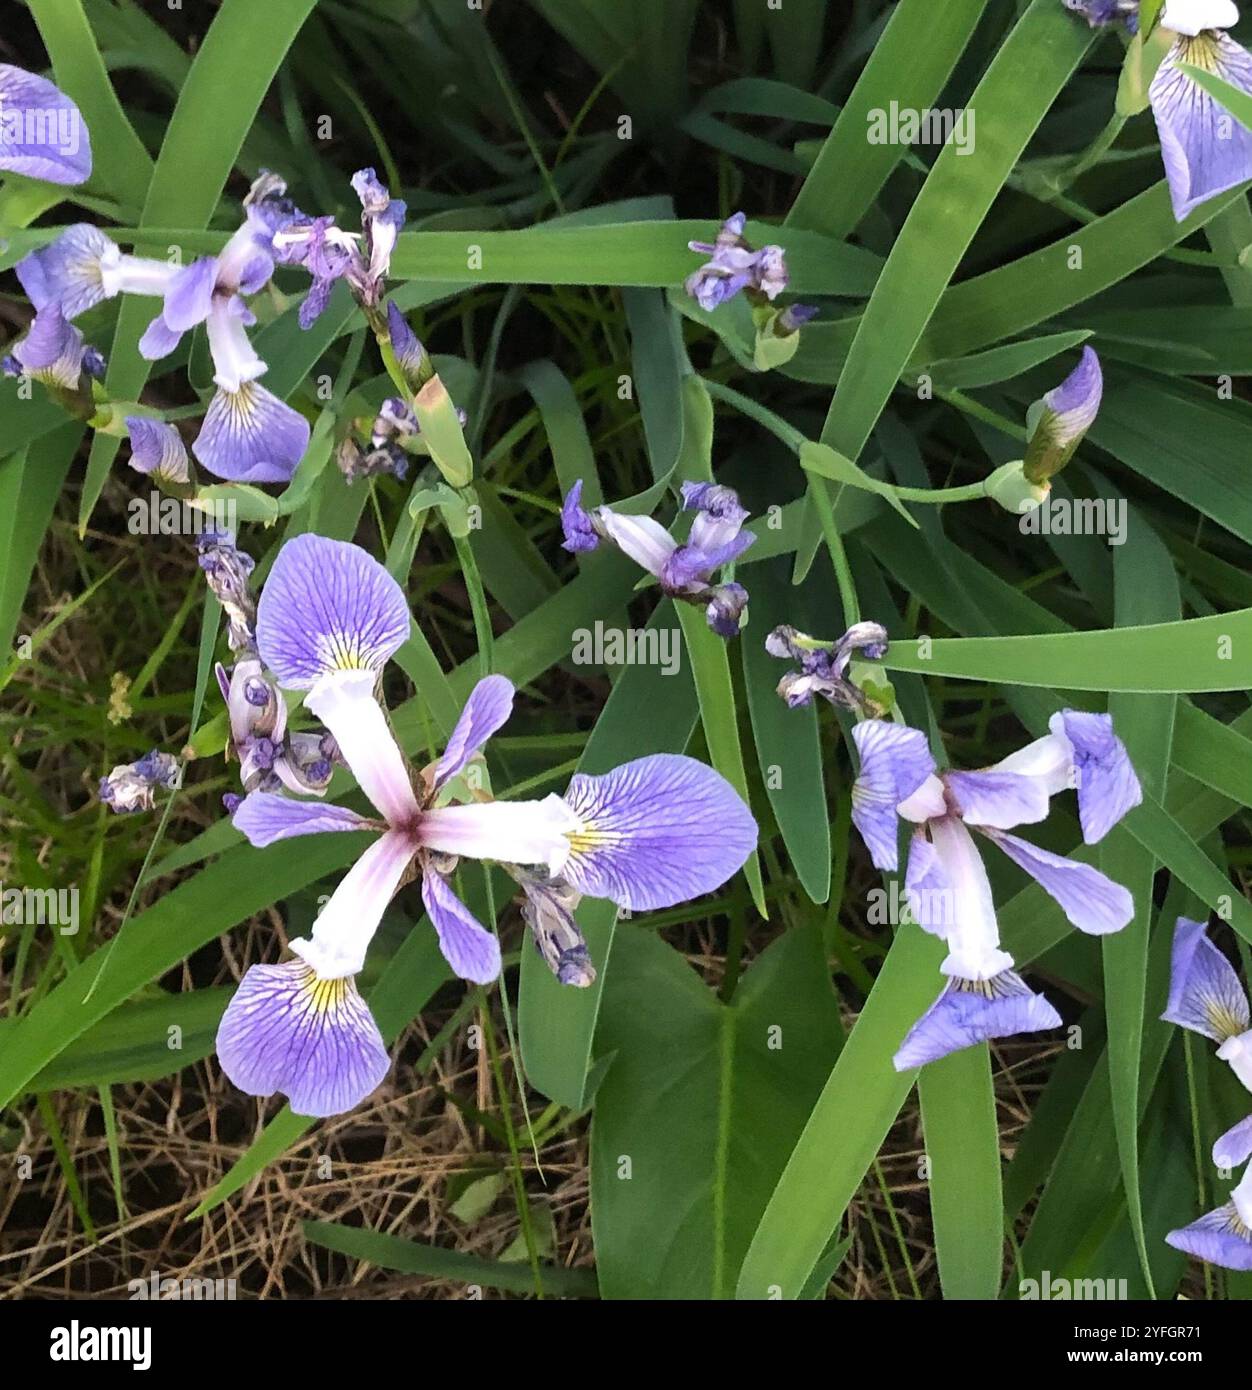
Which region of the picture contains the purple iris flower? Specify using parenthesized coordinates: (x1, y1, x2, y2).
(215, 534, 757, 1116)
(271, 167, 406, 328)
(1161, 916, 1252, 1269)
(560, 479, 756, 637)
(125, 417, 190, 485)
(385, 300, 426, 384)
(0, 65, 92, 185)
(766, 621, 889, 711)
(98, 750, 180, 814)
(1062, 0, 1141, 26)
(848, 710, 1142, 1069)
(685, 212, 789, 311)
(1147, 4, 1252, 221)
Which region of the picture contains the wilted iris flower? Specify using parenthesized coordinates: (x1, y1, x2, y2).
(1063, 1, 1252, 221)
(215, 534, 757, 1116)
(1161, 917, 1252, 1269)
(685, 213, 788, 310)
(98, 750, 180, 814)
(766, 621, 889, 711)
(197, 531, 338, 797)
(0, 65, 92, 185)
(849, 710, 1141, 1069)
(561, 480, 755, 637)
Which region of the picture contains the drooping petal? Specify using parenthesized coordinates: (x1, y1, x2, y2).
(232, 791, 371, 847)
(1162, 916, 1250, 1041)
(944, 769, 1050, 830)
(1214, 1115, 1252, 1171)
(979, 828, 1134, 936)
(192, 380, 310, 484)
(433, 674, 514, 791)
(15, 223, 117, 318)
(418, 795, 579, 876)
(125, 417, 190, 484)
(893, 971, 1062, 1072)
(597, 509, 677, 578)
(1165, 1205, 1252, 1271)
(304, 671, 420, 827)
(849, 720, 937, 871)
(13, 304, 85, 388)
(1051, 709, 1143, 843)
(904, 832, 952, 939)
(288, 828, 416, 979)
(215, 958, 389, 1118)
(559, 753, 757, 910)
(1149, 33, 1252, 222)
(256, 533, 411, 688)
(163, 256, 217, 331)
(420, 867, 502, 984)
(0, 65, 92, 184)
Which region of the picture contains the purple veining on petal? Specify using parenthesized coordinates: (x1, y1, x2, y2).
(15, 223, 116, 319)
(0, 65, 92, 185)
(1053, 709, 1143, 843)
(978, 827, 1135, 936)
(1165, 1205, 1252, 1271)
(944, 769, 1050, 830)
(215, 958, 389, 1117)
(192, 381, 310, 484)
(893, 970, 1062, 1071)
(421, 866, 503, 984)
(560, 479, 600, 554)
(1162, 916, 1250, 1041)
(433, 674, 514, 791)
(256, 534, 410, 688)
(560, 753, 757, 910)
(849, 720, 936, 871)
(232, 791, 370, 847)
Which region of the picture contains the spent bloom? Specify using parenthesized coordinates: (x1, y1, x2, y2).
(561, 480, 755, 637)
(216, 534, 757, 1116)
(0, 65, 92, 185)
(849, 710, 1141, 1069)
(1162, 917, 1252, 1269)
(98, 750, 181, 814)
(685, 212, 788, 310)
(766, 621, 889, 711)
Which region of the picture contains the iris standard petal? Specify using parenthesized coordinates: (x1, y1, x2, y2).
(289, 828, 416, 979)
(849, 720, 937, 871)
(893, 971, 1063, 1071)
(979, 828, 1135, 936)
(558, 753, 757, 910)
(192, 380, 310, 484)
(232, 791, 371, 847)
(303, 671, 420, 826)
(1149, 33, 1252, 222)
(433, 674, 514, 791)
(0, 64, 92, 184)
(1162, 916, 1250, 1041)
(420, 868, 502, 984)
(1052, 709, 1143, 843)
(256, 534, 411, 688)
(215, 958, 389, 1118)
